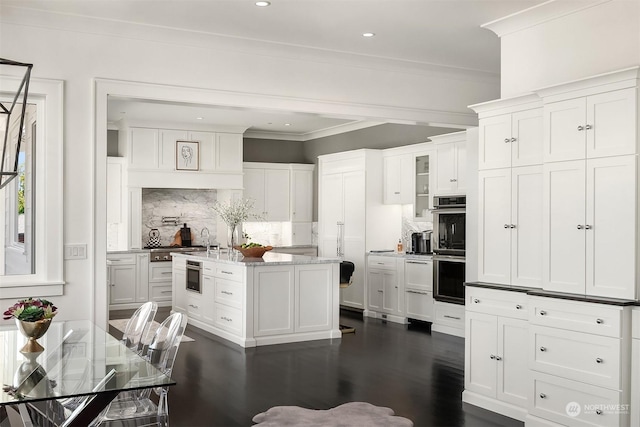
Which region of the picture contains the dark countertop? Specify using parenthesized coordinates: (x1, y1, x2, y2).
(465, 281, 638, 306)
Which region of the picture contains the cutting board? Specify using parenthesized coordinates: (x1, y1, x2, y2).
(170, 229, 194, 247)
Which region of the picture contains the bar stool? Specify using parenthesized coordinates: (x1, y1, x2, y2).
(339, 261, 356, 334)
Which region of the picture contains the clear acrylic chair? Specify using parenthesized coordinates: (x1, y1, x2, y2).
(90, 312, 188, 427)
(121, 301, 158, 354)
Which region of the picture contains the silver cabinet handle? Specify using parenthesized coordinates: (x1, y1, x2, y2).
(473, 299, 480, 303)
(504, 224, 510, 229)
(585, 225, 592, 230)
(444, 315, 461, 320)
(221, 271, 233, 275)
(577, 225, 584, 229)
(596, 318, 604, 324)
(188, 304, 198, 309)
(540, 310, 547, 316)
(394, 191, 400, 195)
(577, 125, 585, 131)
(221, 316, 232, 322)
(406, 290, 429, 295)
(490, 354, 496, 360)
(162, 271, 172, 275)
(221, 290, 233, 296)
(378, 290, 383, 293)
(540, 346, 547, 352)
(516, 304, 522, 310)
(161, 291, 172, 294)
(510, 137, 516, 142)
(504, 138, 510, 143)
(510, 224, 516, 229)
(596, 358, 603, 364)
(585, 124, 592, 130)
(596, 409, 602, 415)
(539, 393, 546, 399)
(495, 356, 502, 361)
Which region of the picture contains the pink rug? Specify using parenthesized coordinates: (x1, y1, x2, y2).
(252, 402, 413, 426)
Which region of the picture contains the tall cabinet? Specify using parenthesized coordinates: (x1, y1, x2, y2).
(318, 150, 398, 310)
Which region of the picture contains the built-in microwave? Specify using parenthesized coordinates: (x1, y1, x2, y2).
(186, 260, 202, 293)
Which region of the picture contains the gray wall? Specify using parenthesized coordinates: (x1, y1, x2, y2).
(243, 138, 307, 163)
(107, 130, 119, 156)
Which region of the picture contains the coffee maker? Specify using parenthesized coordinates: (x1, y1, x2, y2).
(410, 231, 432, 254)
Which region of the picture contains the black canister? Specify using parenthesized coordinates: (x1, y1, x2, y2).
(180, 223, 192, 247)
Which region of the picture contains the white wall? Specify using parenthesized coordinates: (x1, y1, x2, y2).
(0, 7, 500, 325)
(498, 0, 640, 97)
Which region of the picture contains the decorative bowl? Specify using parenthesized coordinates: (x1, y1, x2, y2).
(234, 245, 273, 258)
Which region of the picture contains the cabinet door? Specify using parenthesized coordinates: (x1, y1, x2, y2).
(399, 154, 414, 205)
(512, 108, 543, 167)
(511, 166, 543, 288)
(189, 131, 216, 171)
(478, 168, 511, 285)
(243, 168, 266, 217)
(291, 168, 313, 222)
(342, 171, 366, 239)
(496, 317, 528, 407)
(129, 128, 158, 169)
(587, 88, 637, 159)
(291, 222, 312, 246)
(405, 290, 433, 321)
(367, 270, 383, 311)
(455, 140, 466, 193)
(136, 253, 149, 302)
(543, 160, 586, 294)
(216, 133, 243, 172)
(383, 155, 402, 204)
(318, 173, 343, 257)
(159, 130, 187, 170)
(381, 270, 401, 315)
(543, 98, 586, 162)
(404, 260, 432, 292)
(172, 269, 187, 313)
(253, 266, 294, 336)
(478, 114, 512, 170)
(464, 312, 498, 397)
(106, 158, 124, 224)
(202, 275, 215, 323)
(414, 154, 431, 219)
(264, 169, 290, 221)
(295, 264, 332, 333)
(434, 142, 456, 194)
(110, 265, 136, 304)
(128, 187, 142, 249)
(586, 156, 636, 299)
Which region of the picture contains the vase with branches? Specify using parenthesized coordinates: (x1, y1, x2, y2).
(212, 198, 262, 252)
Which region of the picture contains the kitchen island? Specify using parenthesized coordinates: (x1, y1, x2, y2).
(171, 251, 341, 347)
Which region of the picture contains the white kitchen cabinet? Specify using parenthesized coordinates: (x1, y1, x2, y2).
(127, 187, 142, 250)
(107, 157, 128, 251)
(148, 262, 173, 306)
(543, 88, 637, 163)
(383, 153, 413, 205)
(160, 129, 188, 170)
(253, 266, 295, 337)
(478, 166, 542, 288)
(215, 133, 243, 172)
(432, 132, 466, 196)
(365, 255, 403, 320)
(463, 287, 529, 421)
(172, 258, 187, 313)
(294, 264, 334, 333)
(631, 309, 640, 427)
(290, 165, 314, 222)
(413, 153, 433, 220)
(404, 258, 433, 322)
(318, 150, 396, 310)
(478, 108, 543, 170)
(128, 128, 158, 170)
(108, 252, 148, 308)
(543, 155, 636, 298)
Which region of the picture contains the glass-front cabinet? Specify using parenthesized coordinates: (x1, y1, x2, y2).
(415, 154, 431, 219)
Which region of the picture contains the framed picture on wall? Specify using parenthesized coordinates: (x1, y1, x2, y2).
(176, 140, 199, 171)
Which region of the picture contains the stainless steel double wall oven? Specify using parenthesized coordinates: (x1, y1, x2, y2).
(432, 195, 466, 305)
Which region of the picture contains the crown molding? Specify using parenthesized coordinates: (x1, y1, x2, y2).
(245, 120, 386, 141)
(482, 0, 612, 38)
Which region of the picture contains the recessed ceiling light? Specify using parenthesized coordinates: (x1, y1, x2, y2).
(196, 117, 204, 120)
(284, 123, 291, 126)
(255, 1, 271, 6)
(362, 32, 375, 38)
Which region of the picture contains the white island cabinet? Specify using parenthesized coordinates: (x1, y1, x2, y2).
(171, 252, 341, 348)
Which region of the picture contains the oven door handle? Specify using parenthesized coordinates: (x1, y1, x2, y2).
(432, 254, 466, 262)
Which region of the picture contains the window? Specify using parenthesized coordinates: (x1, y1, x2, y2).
(0, 77, 64, 297)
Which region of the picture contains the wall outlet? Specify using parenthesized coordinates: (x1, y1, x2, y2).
(64, 244, 87, 260)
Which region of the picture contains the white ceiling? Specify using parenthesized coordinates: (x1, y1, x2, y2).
(11, 0, 546, 140)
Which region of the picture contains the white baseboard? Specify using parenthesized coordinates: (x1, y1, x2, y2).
(462, 390, 527, 422)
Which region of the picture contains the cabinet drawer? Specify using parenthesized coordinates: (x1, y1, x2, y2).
(368, 256, 397, 270)
(405, 289, 433, 322)
(434, 302, 465, 329)
(214, 263, 244, 282)
(530, 325, 622, 390)
(529, 296, 623, 337)
(214, 279, 243, 309)
(530, 371, 625, 427)
(107, 254, 137, 265)
(404, 259, 433, 292)
(214, 303, 243, 336)
(466, 287, 528, 319)
(149, 264, 173, 282)
(150, 285, 172, 302)
(186, 294, 203, 321)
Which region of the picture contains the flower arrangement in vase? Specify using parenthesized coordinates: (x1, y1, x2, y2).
(4, 298, 57, 353)
(212, 198, 262, 252)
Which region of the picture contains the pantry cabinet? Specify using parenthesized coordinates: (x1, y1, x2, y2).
(432, 132, 467, 196)
(543, 155, 636, 299)
(478, 166, 542, 288)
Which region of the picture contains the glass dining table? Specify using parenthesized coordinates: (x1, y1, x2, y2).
(0, 320, 175, 426)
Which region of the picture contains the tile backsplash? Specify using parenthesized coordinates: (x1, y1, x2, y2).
(141, 188, 219, 247)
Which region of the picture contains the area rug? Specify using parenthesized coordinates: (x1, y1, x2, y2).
(108, 318, 194, 343)
(252, 402, 413, 426)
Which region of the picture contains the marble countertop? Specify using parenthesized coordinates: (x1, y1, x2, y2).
(173, 251, 339, 266)
(107, 249, 150, 254)
(367, 251, 432, 261)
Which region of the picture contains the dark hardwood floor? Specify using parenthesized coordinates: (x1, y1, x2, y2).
(109, 308, 523, 427)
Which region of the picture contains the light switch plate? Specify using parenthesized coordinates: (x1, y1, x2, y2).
(64, 244, 87, 260)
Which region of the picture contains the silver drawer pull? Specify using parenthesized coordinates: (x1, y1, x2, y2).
(406, 290, 429, 295)
(221, 290, 233, 296)
(394, 191, 400, 195)
(221, 316, 232, 322)
(515, 304, 522, 310)
(539, 393, 546, 399)
(378, 290, 384, 293)
(188, 304, 198, 309)
(221, 271, 233, 275)
(539, 310, 547, 316)
(473, 299, 480, 303)
(162, 272, 172, 275)
(444, 315, 460, 320)
(161, 291, 172, 294)
(540, 346, 547, 352)
(596, 318, 604, 324)
(596, 358, 603, 364)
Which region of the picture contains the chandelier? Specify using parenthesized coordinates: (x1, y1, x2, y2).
(0, 58, 33, 189)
